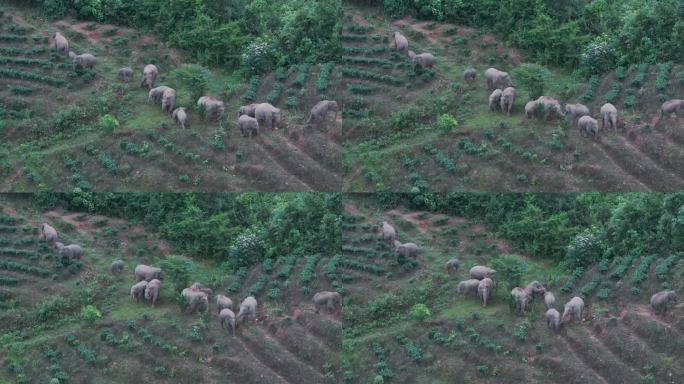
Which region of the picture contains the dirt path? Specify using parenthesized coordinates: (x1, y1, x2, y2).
(232, 337, 292, 384)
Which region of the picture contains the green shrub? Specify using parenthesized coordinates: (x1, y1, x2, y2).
(80, 305, 101, 324)
(99, 114, 119, 133)
(409, 303, 431, 322)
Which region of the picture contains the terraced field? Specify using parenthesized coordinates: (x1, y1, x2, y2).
(340, 196, 684, 383)
(0, 6, 341, 192)
(341, 6, 684, 192)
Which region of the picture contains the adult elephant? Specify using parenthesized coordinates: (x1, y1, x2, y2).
(485, 68, 512, 90)
(313, 291, 342, 314)
(255, 103, 282, 130)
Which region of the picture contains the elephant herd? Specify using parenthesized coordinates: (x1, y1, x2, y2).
(391, 31, 435, 71)
(39, 223, 85, 262)
(52, 32, 97, 70)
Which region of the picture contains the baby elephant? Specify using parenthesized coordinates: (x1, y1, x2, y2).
(144, 279, 161, 306)
(489, 89, 503, 111)
(140, 64, 158, 89)
(73, 53, 96, 70)
(118, 67, 133, 82)
(130, 280, 148, 301)
(237, 296, 258, 323)
(457, 279, 481, 296)
(379, 221, 396, 245)
(238, 115, 259, 138)
(40, 223, 58, 245)
(308, 100, 338, 125)
(411, 53, 435, 71)
(110, 259, 125, 275)
(313, 291, 342, 314)
(161, 88, 177, 115)
(500, 87, 516, 116)
(395, 242, 421, 259)
(172, 107, 188, 129)
(660, 99, 684, 120)
(650, 290, 678, 316)
(546, 308, 561, 331)
(463, 68, 477, 85)
(445, 258, 460, 274)
(181, 288, 209, 314)
(565, 103, 590, 124)
(238, 103, 258, 118)
(578, 115, 599, 139)
(149, 86, 170, 104)
(57, 243, 85, 260)
(477, 278, 494, 307)
(561, 296, 584, 324)
(544, 291, 556, 310)
(219, 308, 236, 335)
(216, 294, 233, 313)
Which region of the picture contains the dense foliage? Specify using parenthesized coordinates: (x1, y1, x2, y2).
(358, 0, 684, 71)
(33, 193, 342, 268)
(18, 0, 341, 71)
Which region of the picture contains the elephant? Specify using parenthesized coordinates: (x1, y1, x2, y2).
(181, 288, 208, 314)
(511, 281, 546, 314)
(544, 291, 556, 310)
(189, 282, 213, 296)
(118, 67, 133, 82)
(73, 53, 96, 70)
(535, 96, 565, 120)
(463, 68, 477, 85)
(308, 100, 338, 124)
(197, 96, 225, 121)
(525, 101, 537, 119)
(148, 86, 170, 104)
(565, 103, 590, 124)
(57, 243, 85, 260)
(134, 264, 163, 282)
(489, 89, 503, 111)
(500, 87, 516, 116)
(130, 280, 148, 301)
(52, 32, 69, 57)
(172, 107, 188, 129)
(255, 103, 282, 130)
(392, 240, 402, 250)
(239, 103, 259, 118)
(411, 53, 435, 71)
(445, 258, 460, 274)
(561, 296, 584, 324)
(216, 294, 233, 313)
(379, 221, 396, 245)
(219, 308, 236, 335)
(40, 223, 58, 245)
(391, 32, 408, 55)
(469, 265, 496, 280)
(660, 99, 684, 120)
(457, 279, 481, 296)
(237, 296, 258, 323)
(600, 103, 618, 131)
(407, 50, 416, 60)
(68, 51, 76, 60)
(395, 242, 421, 259)
(485, 68, 513, 90)
(140, 64, 158, 89)
(546, 308, 561, 332)
(238, 115, 259, 138)
(161, 88, 177, 114)
(144, 279, 161, 306)
(478, 278, 494, 307)
(313, 291, 342, 314)
(650, 290, 678, 315)
(578, 115, 599, 139)
(111, 259, 125, 275)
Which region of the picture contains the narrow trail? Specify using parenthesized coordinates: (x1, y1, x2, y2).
(558, 329, 617, 384)
(582, 138, 651, 190)
(583, 325, 644, 379)
(232, 336, 292, 384)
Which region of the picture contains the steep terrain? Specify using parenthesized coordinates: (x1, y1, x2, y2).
(0, 197, 341, 383)
(341, 5, 684, 192)
(340, 196, 683, 383)
(0, 5, 341, 192)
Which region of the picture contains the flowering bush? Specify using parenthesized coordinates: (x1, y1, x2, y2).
(580, 36, 616, 74)
(240, 39, 275, 75)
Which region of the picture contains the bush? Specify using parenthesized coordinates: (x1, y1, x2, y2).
(409, 303, 431, 322)
(580, 37, 616, 75)
(435, 113, 458, 133)
(170, 64, 210, 104)
(99, 114, 119, 133)
(80, 305, 101, 324)
(227, 233, 265, 269)
(490, 254, 527, 291)
(53, 106, 85, 132)
(511, 64, 550, 99)
(240, 38, 276, 74)
(565, 229, 602, 268)
(159, 255, 196, 294)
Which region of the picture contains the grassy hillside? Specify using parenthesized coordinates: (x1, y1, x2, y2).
(0, 196, 341, 383)
(0, 5, 341, 192)
(341, 5, 684, 192)
(340, 195, 683, 383)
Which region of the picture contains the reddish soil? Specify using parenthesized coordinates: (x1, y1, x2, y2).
(480, 34, 496, 43)
(352, 14, 370, 26)
(1, 206, 18, 217)
(385, 209, 431, 233)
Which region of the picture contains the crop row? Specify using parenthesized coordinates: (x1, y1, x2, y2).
(228, 267, 248, 293)
(266, 81, 282, 105)
(341, 56, 392, 68)
(655, 62, 673, 92)
(277, 255, 298, 279)
(654, 255, 678, 282)
(293, 63, 311, 87)
(344, 24, 372, 34)
(610, 252, 638, 280)
(0, 259, 49, 277)
(631, 64, 649, 87)
(0, 248, 38, 258)
(316, 62, 334, 93)
(342, 46, 386, 56)
(631, 255, 656, 286)
(579, 274, 601, 298)
(323, 255, 341, 280)
(338, 258, 384, 275)
(243, 75, 260, 102)
(0, 67, 64, 86)
(0, 215, 18, 225)
(341, 67, 402, 86)
(0, 275, 20, 285)
(0, 55, 52, 68)
(299, 254, 321, 285)
(560, 267, 584, 293)
(0, 46, 46, 55)
(581, 75, 600, 101)
(247, 275, 269, 296)
(341, 34, 367, 42)
(0, 34, 27, 42)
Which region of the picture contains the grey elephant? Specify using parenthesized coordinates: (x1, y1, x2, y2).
(565, 103, 590, 124)
(561, 296, 584, 324)
(578, 115, 599, 139)
(600, 103, 618, 131)
(500, 87, 516, 116)
(407, 50, 416, 60)
(511, 281, 545, 314)
(395, 242, 421, 259)
(144, 279, 161, 306)
(546, 308, 561, 332)
(68, 51, 76, 60)
(216, 294, 233, 313)
(255, 103, 282, 130)
(73, 53, 96, 70)
(379, 221, 396, 245)
(197, 96, 225, 121)
(140, 64, 158, 89)
(411, 53, 435, 71)
(308, 100, 338, 124)
(148, 86, 170, 104)
(219, 308, 236, 335)
(524, 100, 537, 119)
(660, 99, 684, 120)
(172, 107, 188, 129)
(40, 223, 58, 245)
(52, 32, 69, 57)
(485, 68, 513, 90)
(57, 243, 85, 260)
(238, 115, 259, 138)
(535, 96, 565, 120)
(110, 259, 125, 275)
(313, 291, 342, 314)
(458, 279, 481, 296)
(118, 67, 133, 82)
(181, 288, 208, 314)
(544, 291, 555, 310)
(161, 88, 176, 114)
(237, 296, 258, 323)
(469, 265, 496, 280)
(445, 258, 460, 274)
(130, 280, 148, 301)
(239, 103, 259, 118)
(391, 31, 408, 55)
(189, 282, 213, 296)
(478, 278, 494, 307)
(463, 68, 477, 85)
(134, 264, 163, 282)
(650, 290, 678, 315)
(489, 89, 502, 111)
